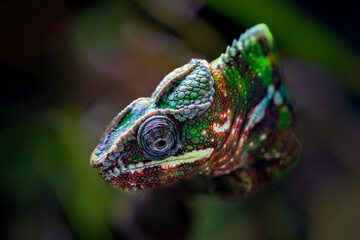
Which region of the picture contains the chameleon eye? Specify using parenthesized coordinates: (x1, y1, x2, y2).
(137, 116, 180, 161)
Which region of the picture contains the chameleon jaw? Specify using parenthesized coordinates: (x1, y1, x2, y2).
(100, 148, 214, 188)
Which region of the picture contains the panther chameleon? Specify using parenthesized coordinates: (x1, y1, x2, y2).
(90, 24, 300, 198)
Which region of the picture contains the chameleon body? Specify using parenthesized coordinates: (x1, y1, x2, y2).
(90, 24, 300, 197)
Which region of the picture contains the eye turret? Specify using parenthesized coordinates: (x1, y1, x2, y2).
(137, 116, 180, 161)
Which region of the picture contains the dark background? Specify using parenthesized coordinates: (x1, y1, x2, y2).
(1, 0, 360, 239)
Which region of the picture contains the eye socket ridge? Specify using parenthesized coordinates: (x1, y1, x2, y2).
(137, 115, 180, 161)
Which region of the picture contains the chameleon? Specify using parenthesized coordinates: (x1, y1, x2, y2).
(90, 24, 300, 198)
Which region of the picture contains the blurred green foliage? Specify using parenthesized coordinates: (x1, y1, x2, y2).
(2, 110, 114, 239)
(33, 111, 114, 239)
(206, 0, 360, 93)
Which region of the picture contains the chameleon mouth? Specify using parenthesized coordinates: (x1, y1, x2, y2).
(102, 148, 214, 179)
(126, 148, 213, 172)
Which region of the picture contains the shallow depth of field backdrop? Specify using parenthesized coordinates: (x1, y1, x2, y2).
(1, 0, 360, 239)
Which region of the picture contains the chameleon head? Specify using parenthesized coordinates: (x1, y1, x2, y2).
(90, 59, 217, 190)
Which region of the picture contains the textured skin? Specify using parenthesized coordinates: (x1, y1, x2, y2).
(90, 24, 300, 197)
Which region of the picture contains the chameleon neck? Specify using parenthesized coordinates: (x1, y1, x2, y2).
(203, 63, 251, 176)
(206, 41, 280, 175)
